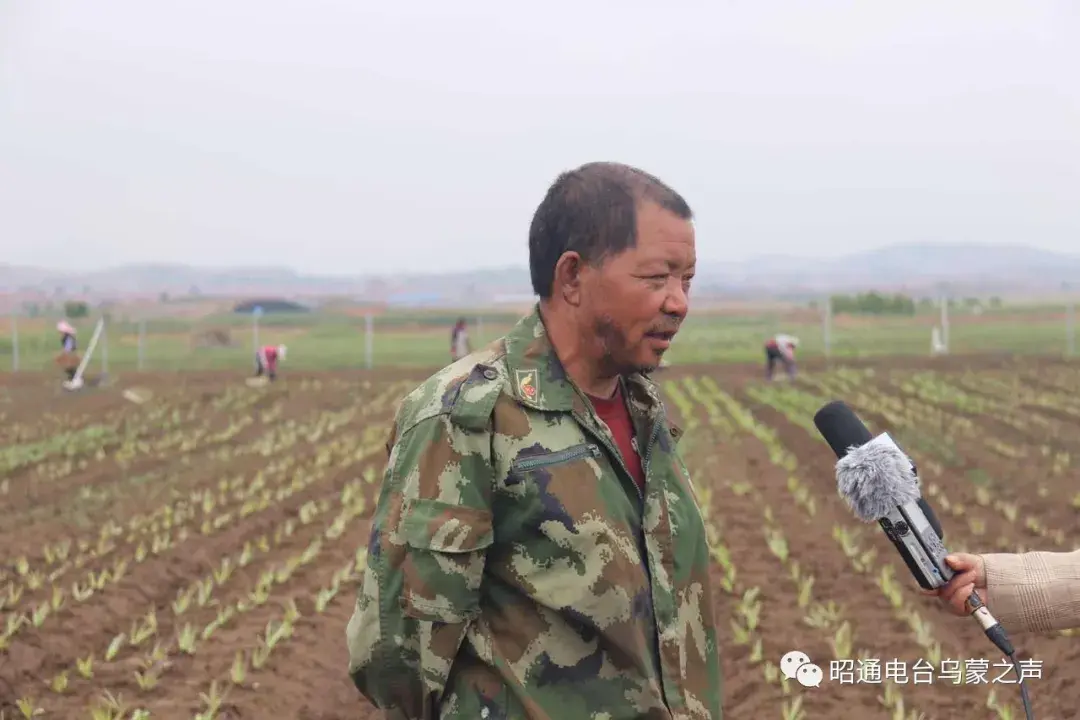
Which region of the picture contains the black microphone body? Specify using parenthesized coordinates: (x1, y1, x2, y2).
(813, 401, 1011, 650)
(813, 400, 951, 591)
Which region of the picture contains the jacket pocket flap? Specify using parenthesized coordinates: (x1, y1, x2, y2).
(402, 499, 494, 553)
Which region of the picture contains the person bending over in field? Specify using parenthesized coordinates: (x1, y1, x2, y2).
(450, 317, 471, 361)
(765, 333, 798, 380)
(254, 344, 287, 381)
(55, 321, 80, 381)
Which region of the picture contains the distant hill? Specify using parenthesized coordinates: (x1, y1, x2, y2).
(2, 244, 1079, 307)
(697, 243, 1080, 299)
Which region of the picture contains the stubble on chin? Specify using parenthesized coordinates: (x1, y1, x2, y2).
(593, 314, 658, 376)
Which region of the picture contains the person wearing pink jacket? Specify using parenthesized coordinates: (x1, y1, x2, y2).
(765, 333, 799, 380)
(254, 344, 287, 381)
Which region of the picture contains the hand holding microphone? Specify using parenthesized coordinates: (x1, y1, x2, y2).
(922, 553, 990, 617)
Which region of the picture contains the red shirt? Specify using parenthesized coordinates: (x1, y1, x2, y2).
(588, 386, 646, 494)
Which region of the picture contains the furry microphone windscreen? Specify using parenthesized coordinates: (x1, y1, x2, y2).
(835, 440, 921, 522)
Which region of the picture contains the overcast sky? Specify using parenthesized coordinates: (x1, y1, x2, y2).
(1, 1, 1077, 276)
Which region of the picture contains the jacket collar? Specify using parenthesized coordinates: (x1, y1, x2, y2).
(502, 304, 676, 435)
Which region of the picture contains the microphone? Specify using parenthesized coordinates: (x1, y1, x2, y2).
(813, 400, 1033, 720)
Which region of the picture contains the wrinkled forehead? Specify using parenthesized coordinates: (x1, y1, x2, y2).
(618, 208, 696, 269)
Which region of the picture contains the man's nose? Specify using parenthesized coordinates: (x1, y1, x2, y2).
(663, 281, 689, 318)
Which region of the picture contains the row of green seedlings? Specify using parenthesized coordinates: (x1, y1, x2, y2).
(911, 369, 1078, 466)
(956, 368, 1080, 423)
(740, 379, 1025, 718)
(3, 697, 150, 720)
(892, 373, 1050, 462)
(743, 382, 971, 663)
(768, 376, 1068, 552)
(0, 399, 395, 645)
(78, 387, 340, 513)
(1013, 366, 1080, 398)
(888, 371, 1073, 483)
(219, 547, 369, 711)
(666, 381, 801, 715)
(671, 379, 853, 720)
(815, 368, 1068, 476)
(0, 392, 206, 476)
(1, 377, 407, 589)
(766, 374, 1077, 646)
(1, 382, 272, 491)
(704, 377, 939, 720)
(829, 377, 1069, 545)
(863, 371, 1078, 645)
(71, 411, 259, 518)
(12, 467, 374, 718)
(0, 397, 303, 591)
(952, 371, 1077, 475)
(190, 472, 380, 720)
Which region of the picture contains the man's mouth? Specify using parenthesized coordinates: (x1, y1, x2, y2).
(645, 330, 677, 347)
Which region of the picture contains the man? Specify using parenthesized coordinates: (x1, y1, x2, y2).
(253, 344, 287, 381)
(924, 551, 1080, 633)
(764, 333, 798, 380)
(347, 162, 721, 719)
(450, 317, 471, 361)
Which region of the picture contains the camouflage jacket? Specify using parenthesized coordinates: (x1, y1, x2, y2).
(347, 306, 722, 719)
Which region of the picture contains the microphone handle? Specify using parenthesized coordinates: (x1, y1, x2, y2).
(965, 589, 1015, 656)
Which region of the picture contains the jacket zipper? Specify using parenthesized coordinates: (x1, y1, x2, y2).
(573, 414, 644, 504)
(511, 443, 601, 472)
(641, 420, 663, 477)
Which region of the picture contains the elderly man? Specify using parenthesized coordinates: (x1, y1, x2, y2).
(346, 162, 721, 719)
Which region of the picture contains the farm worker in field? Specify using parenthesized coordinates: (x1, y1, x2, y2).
(923, 550, 1080, 633)
(55, 320, 79, 381)
(347, 162, 722, 719)
(450, 317, 471, 361)
(253, 344, 286, 381)
(765, 333, 799, 380)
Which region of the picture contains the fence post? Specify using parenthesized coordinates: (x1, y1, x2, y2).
(365, 313, 374, 369)
(137, 319, 146, 370)
(939, 291, 950, 353)
(11, 310, 18, 372)
(100, 316, 109, 375)
(1066, 283, 1075, 358)
(252, 306, 262, 356)
(822, 295, 832, 360)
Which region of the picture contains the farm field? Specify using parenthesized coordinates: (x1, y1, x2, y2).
(1, 355, 1079, 718)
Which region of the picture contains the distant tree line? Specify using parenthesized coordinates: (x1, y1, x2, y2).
(233, 299, 309, 314)
(811, 293, 1004, 316)
(829, 292, 917, 315)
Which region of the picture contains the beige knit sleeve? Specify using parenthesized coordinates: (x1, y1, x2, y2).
(979, 549, 1080, 633)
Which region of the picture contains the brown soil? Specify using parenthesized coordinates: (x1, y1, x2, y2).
(1, 357, 1078, 718)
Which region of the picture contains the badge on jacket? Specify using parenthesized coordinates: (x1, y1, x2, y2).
(515, 369, 537, 401)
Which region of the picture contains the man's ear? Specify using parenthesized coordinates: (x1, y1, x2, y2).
(553, 251, 584, 307)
